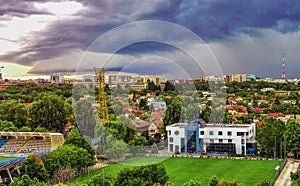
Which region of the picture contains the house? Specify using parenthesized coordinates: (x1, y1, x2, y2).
(166, 122, 256, 155)
(133, 119, 150, 135)
(224, 105, 248, 115)
(252, 108, 265, 114)
(268, 112, 284, 118)
(148, 119, 163, 136)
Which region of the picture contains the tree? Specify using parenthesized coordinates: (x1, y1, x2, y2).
(104, 120, 126, 140)
(20, 155, 49, 182)
(164, 81, 175, 92)
(0, 100, 27, 128)
(43, 144, 95, 176)
(19, 126, 32, 132)
(140, 113, 151, 121)
(256, 117, 285, 157)
(28, 93, 67, 132)
(74, 99, 96, 137)
(284, 119, 300, 158)
(128, 135, 147, 155)
(0, 120, 18, 131)
(183, 180, 202, 186)
(10, 174, 48, 186)
(64, 128, 95, 156)
(104, 135, 128, 160)
(118, 115, 136, 142)
(163, 96, 181, 130)
(88, 172, 115, 186)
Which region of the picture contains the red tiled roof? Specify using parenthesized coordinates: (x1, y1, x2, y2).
(268, 112, 284, 118)
(252, 108, 265, 114)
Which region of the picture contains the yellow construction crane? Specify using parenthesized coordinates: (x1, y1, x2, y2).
(94, 67, 109, 123)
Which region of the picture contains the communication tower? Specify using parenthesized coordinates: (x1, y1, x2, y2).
(282, 53, 286, 81)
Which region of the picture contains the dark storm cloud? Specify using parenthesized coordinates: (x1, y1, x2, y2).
(1, 0, 300, 76)
(0, 0, 53, 19)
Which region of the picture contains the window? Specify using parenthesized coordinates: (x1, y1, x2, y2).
(219, 139, 223, 143)
(218, 131, 223, 135)
(227, 131, 232, 136)
(246, 132, 249, 136)
(228, 139, 232, 143)
(237, 132, 243, 136)
(200, 131, 204, 135)
(169, 137, 173, 142)
(210, 139, 214, 143)
(209, 131, 214, 135)
(168, 131, 171, 136)
(174, 131, 179, 136)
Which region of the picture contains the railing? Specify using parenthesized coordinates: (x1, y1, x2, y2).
(0, 149, 51, 167)
(271, 157, 287, 185)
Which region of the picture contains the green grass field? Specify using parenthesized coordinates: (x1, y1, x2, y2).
(0, 156, 15, 162)
(69, 156, 281, 186)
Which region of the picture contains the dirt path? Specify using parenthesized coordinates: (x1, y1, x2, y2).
(275, 159, 299, 186)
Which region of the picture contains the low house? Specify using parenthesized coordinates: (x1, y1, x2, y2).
(224, 105, 248, 115)
(148, 119, 163, 136)
(134, 119, 150, 135)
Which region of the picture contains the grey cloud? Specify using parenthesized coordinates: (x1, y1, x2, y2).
(1, 0, 300, 78)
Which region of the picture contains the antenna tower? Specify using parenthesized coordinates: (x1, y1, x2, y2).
(282, 53, 286, 81)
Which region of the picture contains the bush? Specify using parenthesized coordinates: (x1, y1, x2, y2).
(116, 163, 169, 186)
(87, 173, 115, 186)
(10, 174, 48, 186)
(290, 172, 300, 181)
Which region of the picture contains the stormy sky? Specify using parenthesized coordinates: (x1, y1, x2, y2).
(0, 0, 300, 78)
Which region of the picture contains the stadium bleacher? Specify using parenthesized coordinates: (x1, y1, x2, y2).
(0, 132, 64, 155)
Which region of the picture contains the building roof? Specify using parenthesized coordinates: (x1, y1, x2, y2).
(0, 131, 63, 137)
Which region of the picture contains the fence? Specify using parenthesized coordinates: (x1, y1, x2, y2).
(0, 149, 51, 167)
(271, 157, 287, 185)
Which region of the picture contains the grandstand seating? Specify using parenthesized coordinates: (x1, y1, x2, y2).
(0, 138, 52, 154)
(0, 139, 8, 148)
(0, 132, 64, 155)
(0, 139, 26, 153)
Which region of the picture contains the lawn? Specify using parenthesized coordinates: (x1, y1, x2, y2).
(0, 156, 15, 162)
(69, 156, 281, 186)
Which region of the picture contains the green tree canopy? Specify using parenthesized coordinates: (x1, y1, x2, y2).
(0, 120, 18, 131)
(28, 93, 67, 132)
(256, 117, 285, 157)
(284, 119, 300, 158)
(64, 128, 95, 155)
(43, 144, 95, 176)
(0, 100, 27, 128)
(19, 155, 49, 182)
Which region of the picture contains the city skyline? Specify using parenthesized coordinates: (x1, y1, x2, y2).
(0, 1, 300, 78)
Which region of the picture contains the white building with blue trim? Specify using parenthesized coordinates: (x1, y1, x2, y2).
(166, 121, 256, 155)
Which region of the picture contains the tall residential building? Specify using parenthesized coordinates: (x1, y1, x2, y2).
(50, 74, 65, 83)
(228, 74, 246, 82)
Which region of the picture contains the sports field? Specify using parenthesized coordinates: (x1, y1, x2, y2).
(69, 156, 281, 186)
(0, 156, 15, 162)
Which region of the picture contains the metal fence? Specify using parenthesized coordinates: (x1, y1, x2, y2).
(271, 157, 287, 185)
